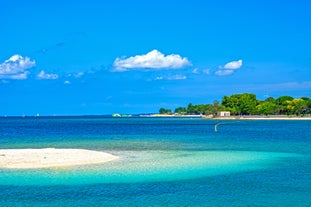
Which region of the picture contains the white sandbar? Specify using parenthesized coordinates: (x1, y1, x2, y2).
(0, 148, 118, 169)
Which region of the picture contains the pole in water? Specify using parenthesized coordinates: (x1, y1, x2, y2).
(214, 123, 219, 132)
(214, 122, 225, 132)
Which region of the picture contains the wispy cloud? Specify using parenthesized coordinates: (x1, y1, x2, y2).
(191, 68, 210, 75)
(215, 59, 243, 76)
(215, 69, 234, 76)
(37, 70, 59, 80)
(155, 76, 164, 80)
(74, 72, 84, 78)
(192, 68, 199, 74)
(66, 72, 85, 79)
(167, 74, 187, 80)
(0, 54, 36, 79)
(203, 69, 210, 75)
(155, 74, 187, 81)
(255, 81, 311, 91)
(113, 49, 191, 71)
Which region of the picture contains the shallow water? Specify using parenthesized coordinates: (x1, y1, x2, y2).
(0, 150, 301, 186)
(0, 117, 311, 206)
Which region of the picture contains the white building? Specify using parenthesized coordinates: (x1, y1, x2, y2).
(217, 111, 231, 117)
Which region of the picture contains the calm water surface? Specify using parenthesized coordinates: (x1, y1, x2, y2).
(0, 117, 310, 206)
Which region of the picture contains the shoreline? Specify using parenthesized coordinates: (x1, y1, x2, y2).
(0, 148, 119, 169)
(210, 115, 311, 120)
(1, 114, 311, 120)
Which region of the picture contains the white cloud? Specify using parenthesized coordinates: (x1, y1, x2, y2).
(155, 74, 187, 81)
(7, 72, 29, 80)
(203, 69, 210, 75)
(192, 68, 199, 74)
(223, 59, 243, 70)
(37, 70, 59, 80)
(113, 49, 191, 71)
(192, 68, 210, 75)
(155, 76, 164, 80)
(64, 80, 71, 85)
(215, 59, 243, 76)
(74, 72, 84, 78)
(0, 54, 36, 79)
(67, 72, 84, 78)
(215, 69, 234, 76)
(167, 74, 187, 80)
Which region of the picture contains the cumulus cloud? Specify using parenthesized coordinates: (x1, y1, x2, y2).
(215, 59, 243, 76)
(224, 59, 243, 70)
(113, 49, 191, 71)
(64, 80, 71, 85)
(37, 70, 59, 80)
(0, 54, 36, 79)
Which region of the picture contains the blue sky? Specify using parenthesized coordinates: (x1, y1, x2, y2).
(1, 0, 311, 115)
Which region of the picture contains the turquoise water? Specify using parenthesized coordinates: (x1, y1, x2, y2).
(0, 117, 311, 206)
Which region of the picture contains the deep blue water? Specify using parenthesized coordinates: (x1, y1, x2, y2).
(0, 117, 311, 206)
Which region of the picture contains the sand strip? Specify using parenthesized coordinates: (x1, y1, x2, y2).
(212, 116, 311, 120)
(0, 148, 118, 169)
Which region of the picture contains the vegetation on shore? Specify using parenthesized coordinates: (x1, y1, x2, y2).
(159, 93, 311, 116)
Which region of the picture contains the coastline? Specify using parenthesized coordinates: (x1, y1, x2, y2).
(139, 114, 311, 120)
(210, 115, 311, 120)
(0, 148, 118, 169)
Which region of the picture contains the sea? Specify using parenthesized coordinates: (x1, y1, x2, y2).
(0, 117, 310, 207)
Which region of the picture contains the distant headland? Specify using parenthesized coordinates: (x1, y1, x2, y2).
(157, 93, 311, 119)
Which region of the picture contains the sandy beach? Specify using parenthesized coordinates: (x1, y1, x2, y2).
(0, 148, 118, 169)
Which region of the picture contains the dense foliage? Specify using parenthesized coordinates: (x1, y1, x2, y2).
(159, 93, 311, 116)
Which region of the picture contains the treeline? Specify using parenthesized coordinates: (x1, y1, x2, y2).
(159, 93, 311, 116)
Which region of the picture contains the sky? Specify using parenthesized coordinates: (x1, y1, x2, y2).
(1, 0, 311, 116)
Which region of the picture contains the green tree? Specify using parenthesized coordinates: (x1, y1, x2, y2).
(275, 96, 294, 115)
(287, 99, 308, 116)
(159, 108, 172, 114)
(264, 97, 275, 102)
(222, 93, 258, 115)
(239, 93, 258, 115)
(209, 100, 226, 115)
(222, 95, 240, 115)
(300, 97, 311, 115)
(257, 102, 277, 115)
(187, 103, 196, 114)
(194, 104, 206, 115)
(306, 99, 311, 114)
(159, 94, 311, 117)
(174, 107, 187, 114)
